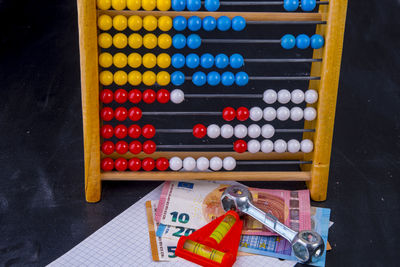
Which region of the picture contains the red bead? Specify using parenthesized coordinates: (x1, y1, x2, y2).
(100, 125, 114, 139)
(142, 157, 155, 171)
(129, 140, 142, 154)
(115, 107, 128, 121)
(156, 157, 169, 171)
(222, 107, 236, 121)
(236, 107, 249, 121)
(128, 107, 142, 121)
(101, 141, 115, 155)
(143, 140, 156, 154)
(128, 158, 141, 171)
(101, 158, 114, 171)
(129, 89, 142, 104)
(193, 124, 207, 139)
(143, 89, 156, 104)
(142, 124, 156, 139)
(114, 89, 128, 103)
(234, 140, 247, 153)
(128, 125, 141, 138)
(114, 158, 128, 171)
(114, 125, 128, 139)
(156, 89, 170, 104)
(100, 89, 113, 104)
(100, 107, 114, 121)
(115, 141, 129, 154)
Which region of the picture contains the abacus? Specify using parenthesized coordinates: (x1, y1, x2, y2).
(77, 0, 347, 203)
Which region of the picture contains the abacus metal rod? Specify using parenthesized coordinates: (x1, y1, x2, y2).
(244, 58, 322, 63)
(142, 111, 221, 116)
(236, 161, 312, 165)
(156, 128, 315, 133)
(246, 21, 326, 25)
(203, 39, 281, 44)
(213, 1, 329, 5)
(185, 94, 262, 98)
(158, 144, 232, 149)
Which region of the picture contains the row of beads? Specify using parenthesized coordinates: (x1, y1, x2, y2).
(99, 52, 171, 69)
(169, 156, 236, 171)
(101, 140, 156, 154)
(100, 89, 170, 104)
(233, 139, 314, 153)
(194, 124, 283, 139)
(101, 157, 169, 171)
(172, 53, 245, 69)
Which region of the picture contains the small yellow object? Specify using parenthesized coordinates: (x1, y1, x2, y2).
(158, 34, 172, 49)
(157, 0, 171, 11)
(143, 16, 158, 32)
(112, 0, 126, 10)
(98, 15, 112, 31)
(114, 70, 128, 86)
(98, 33, 113, 48)
(142, 71, 156, 86)
(209, 215, 236, 244)
(97, 0, 111, 10)
(127, 0, 141, 10)
(142, 53, 157, 69)
(158, 16, 172, 31)
(128, 15, 142, 31)
(157, 71, 170, 86)
(99, 70, 113, 86)
(142, 0, 156, 10)
(99, 52, 113, 68)
(183, 240, 225, 264)
(128, 33, 142, 49)
(113, 15, 128, 31)
(143, 33, 157, 49)
(113, 53, 128, 68)
(157, 53, 171, 68)
(128, 53, 142, 68)
(128, 71, 142, 86)
(113, 33, 128, 49)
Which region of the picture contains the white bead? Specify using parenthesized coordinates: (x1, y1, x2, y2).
(223, 157, 236, 171)
(210, 157, 223, 171)
(249, 107, 263, 121)
(301, 139, 314, 153)
(248, 124, 261, 138)
(305, 89, 318, 104)
(274, 139, 287, 153)
(261, 124, 275, 138)
(304, 107, 317, 121)
(169, 156, 182, 171)
(287, 139, 301, 153)
(290, 107, 304, 121)
(261, 140, 274, 153)
(207, 124, 220, 139)
(234, 124, 247, 138)
(247, 140, 261, 153)
(170, 89, 184, 104)
(276, 107, 290, 121)
(291, 89, 305, 104)
(277, 89, 291, 104)
(221, 124, 234, 139)
(183, 157, 196, 171)
(196, 157, 210, 171)
(263, 107, 276, 121)
(263, 89, 277, 104)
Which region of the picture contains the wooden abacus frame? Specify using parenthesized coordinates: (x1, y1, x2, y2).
(77, 0, 347, 203)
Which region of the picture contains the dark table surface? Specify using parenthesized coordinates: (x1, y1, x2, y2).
(1, 0, 399, 266)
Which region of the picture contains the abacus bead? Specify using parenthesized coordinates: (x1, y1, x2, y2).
(187, 34, 201, 49)
(186, 53, 200, 69)
(115, 107, 128, 121)
(171, 89, 185, 104)
(171, 71, 185, 86)
(100, 89, 113, 104)
(97, 0, 112, 10)
(169, 157, 183, 171)
(113, 33, 128, 49)
(115, 141, 129, 154)
(304, 107, 317, 121)
(98, 33, 112, 48)
(283, 0, 299, 11)
(187, 0, 201, 10)
(142, 0, 156, 10)
(210, 157, 223, 171)
(233, 140, 247, 153)
(222, 107, 236, 121)
(301, 0, 316, 11)
(143, 15, 158, 31)
(128, 53, 142, 68)
(157, 89, 170, 103)
(128, 71, 142, 86)
(172, 0, 186, 11)
(276, 106, 290, 121)
(281, 34, 296, 49)
(207, 124, 220, 139)
(215, 54, 229, 69)
(183, 157, 196, 171)
(143, 33, 157, 49)
(192, 71, 207, 86)
(156, 158, 169, 171)
(263, 107, 277, 121)
(128, 107, 142, 121)
(157, 0, 171, 11)
(261, 124, 275, 138)
(129, 89, 142, 104)
(128, 124, 141, 138)
(261, 140, 274, 153)
(250, 107, 263, 121)
(188, 16, 202, 31)
(99, 52, 113, 68)
(291, 89, 305, 104)
(101, 107, 114, 121)
(114, 158, 127, 172)
(114, 70, 128, 86)
(287, 139, 301, 153)
(157, 71, 170, 86)
(232, 16, 246, 31)
(235, 72, 249, 86)
(207, 71, 220, 86)
(205, 0, 220, 11)
(296, 34, 310, 49)
(142, 71, 156, 86)
(129, 141, 142, 154)
(143, 89, 156, 104)
(128, 15, 142, 31)
(127, 0, 141, 10)
(290, 107, 304, 121)
(274, 139, 287, 153)
(193, 124, 207, 138)
(113, 15, 128, 31)
(196, 157, 209, 171)
(102, 141, 115, 155)
(129, 33, 142, 49)
(157, 53, 171, 68)
(220, 124, 234, 138)
(172, 53, 185, 68)
(158, 34, 172, 49)
(263, 89, 277, 104)
(115, 89, 128, 104)
(101, 158, 114, 171)
(202, 16, 217, 31)
(128, 158, 141, 171)
(115, 125, 128, 139)
(234, 124, 247, 138)
(173, 16, 187, 31)
(248, 124, 261, 138)
(98, 15, 112, 31)
(113, 53, 128, 68)
(277, 89, 291, 104)
(142, 158, 155, 171)
(223, 157, 236, 171)
(301, 139, 314, 153)
(143, 140, 156, 154)
(248, 140, 261, 153)
(201, 53, 214, 69)
(158, 16, 173, 31)
(230, 54, 244, 69)
(101, 125, 114, 139)
(142, 124, 156, 138)
(305, 89, 318, 104)
(112, 0, 126, 10)
(217, 16, 231, 31)
(221, 72, 235, 86)
(236, 107, 249, 121)
(172, 34, 186, 49)
(311, 34, 324, 49)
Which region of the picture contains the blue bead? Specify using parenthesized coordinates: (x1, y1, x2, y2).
(215, 54, 229, 69)
(171, 54, 185, 68)
(187, 0, 201, 11)
(232, 16, 246, 31)
(301, 0, 316, 11)
(200, 53, 214, 69)
(192, 71, 207, 86)
(310, 34, 324, 49)
(171, 71, 185, 86)
(187, 34, 201, 49)
(230, 54, 244, 69)
(172, 34, 186, 49)
(186, 53, 200, 69)
(235, 72, 249, 86)
(188, 16, 202, 31)
(173, 16, 187, 31)
(281, 34, 296, 49)
(296, 34, 310, 49)
(172, 0, 186, 11)
(207, 71, 221, 86)
(204, 0, 220, 11)
(221, 72, 235, 86)
(283, 0, 299, 11)
(202, 16, 216, 31)
(217, 16, 231, 31)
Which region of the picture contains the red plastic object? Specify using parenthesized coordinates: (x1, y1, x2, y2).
(100, 107, 114, 121)
(142, 157, 155, 171)
(100, 125, 114, 139)
(129, 89, 142, 104)
(114, 157, 128, 171)
(101, 141, 115, 155)
(143, 140, 156, 154)
(100, 89, 113, 104)
(128, 124, 142, 138)
(193, 124, 206, 138)
(156, 157, 169, 171)
(157, 89, 170, 103)
(129, 107, 142, 121)
(129, 141, 142, 154)
(101, 158, 114, 171)
(236, 107, 249, 121)
(114, 125, 128, 139)
(128, 158, 141, 171)
(142, 124, 156, 138)
(233, 140, 247, 153)
(115, 107, 128, 121)
(115, 141, 129, 154)
(222, 107, 236, 121)
(114, 89, 128, 103)
(143, 89, 156, 104)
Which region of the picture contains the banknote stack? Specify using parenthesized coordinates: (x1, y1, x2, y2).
(145, 180, 332, 267)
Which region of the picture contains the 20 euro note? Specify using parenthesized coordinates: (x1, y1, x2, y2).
(155, 181, 311, 236)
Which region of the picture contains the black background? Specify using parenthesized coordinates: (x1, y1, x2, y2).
(1, 0, 400, 266)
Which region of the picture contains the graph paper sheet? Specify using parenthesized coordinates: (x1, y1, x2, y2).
(48, 182, 296, 267)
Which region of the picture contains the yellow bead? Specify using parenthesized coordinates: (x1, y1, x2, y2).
(98, 33, 113, 48)
(127, 0, 141, 10)
(113, 33, 128, 49)
(112, 0, 126, 10)
(158, 34, 172, 49)
(99, 52, 113, 68)
(128, 15, 142, 31)
(157, 0, 171, 11)
(157, 53, 171, 68)
(128, 53, 142, 68)
(157, 71, 170, 86)
(113, 15, 128, 31)
(98, 15, 112, 31)
(142, 53, 157, 69)
(128, 33, 142, 49)
(142, 0, 156, 10)
(143, 16, 158, 32)
(113, 53, 128, 68)
(97, 0, 111, 10)
(128, 71, 142, 86)
(143, 71, 156, 86)
(143, 33, 157, 49)
(114, 70, 128, 85)
(158, 16, 172, 31)
(99, 70, 113, 86)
